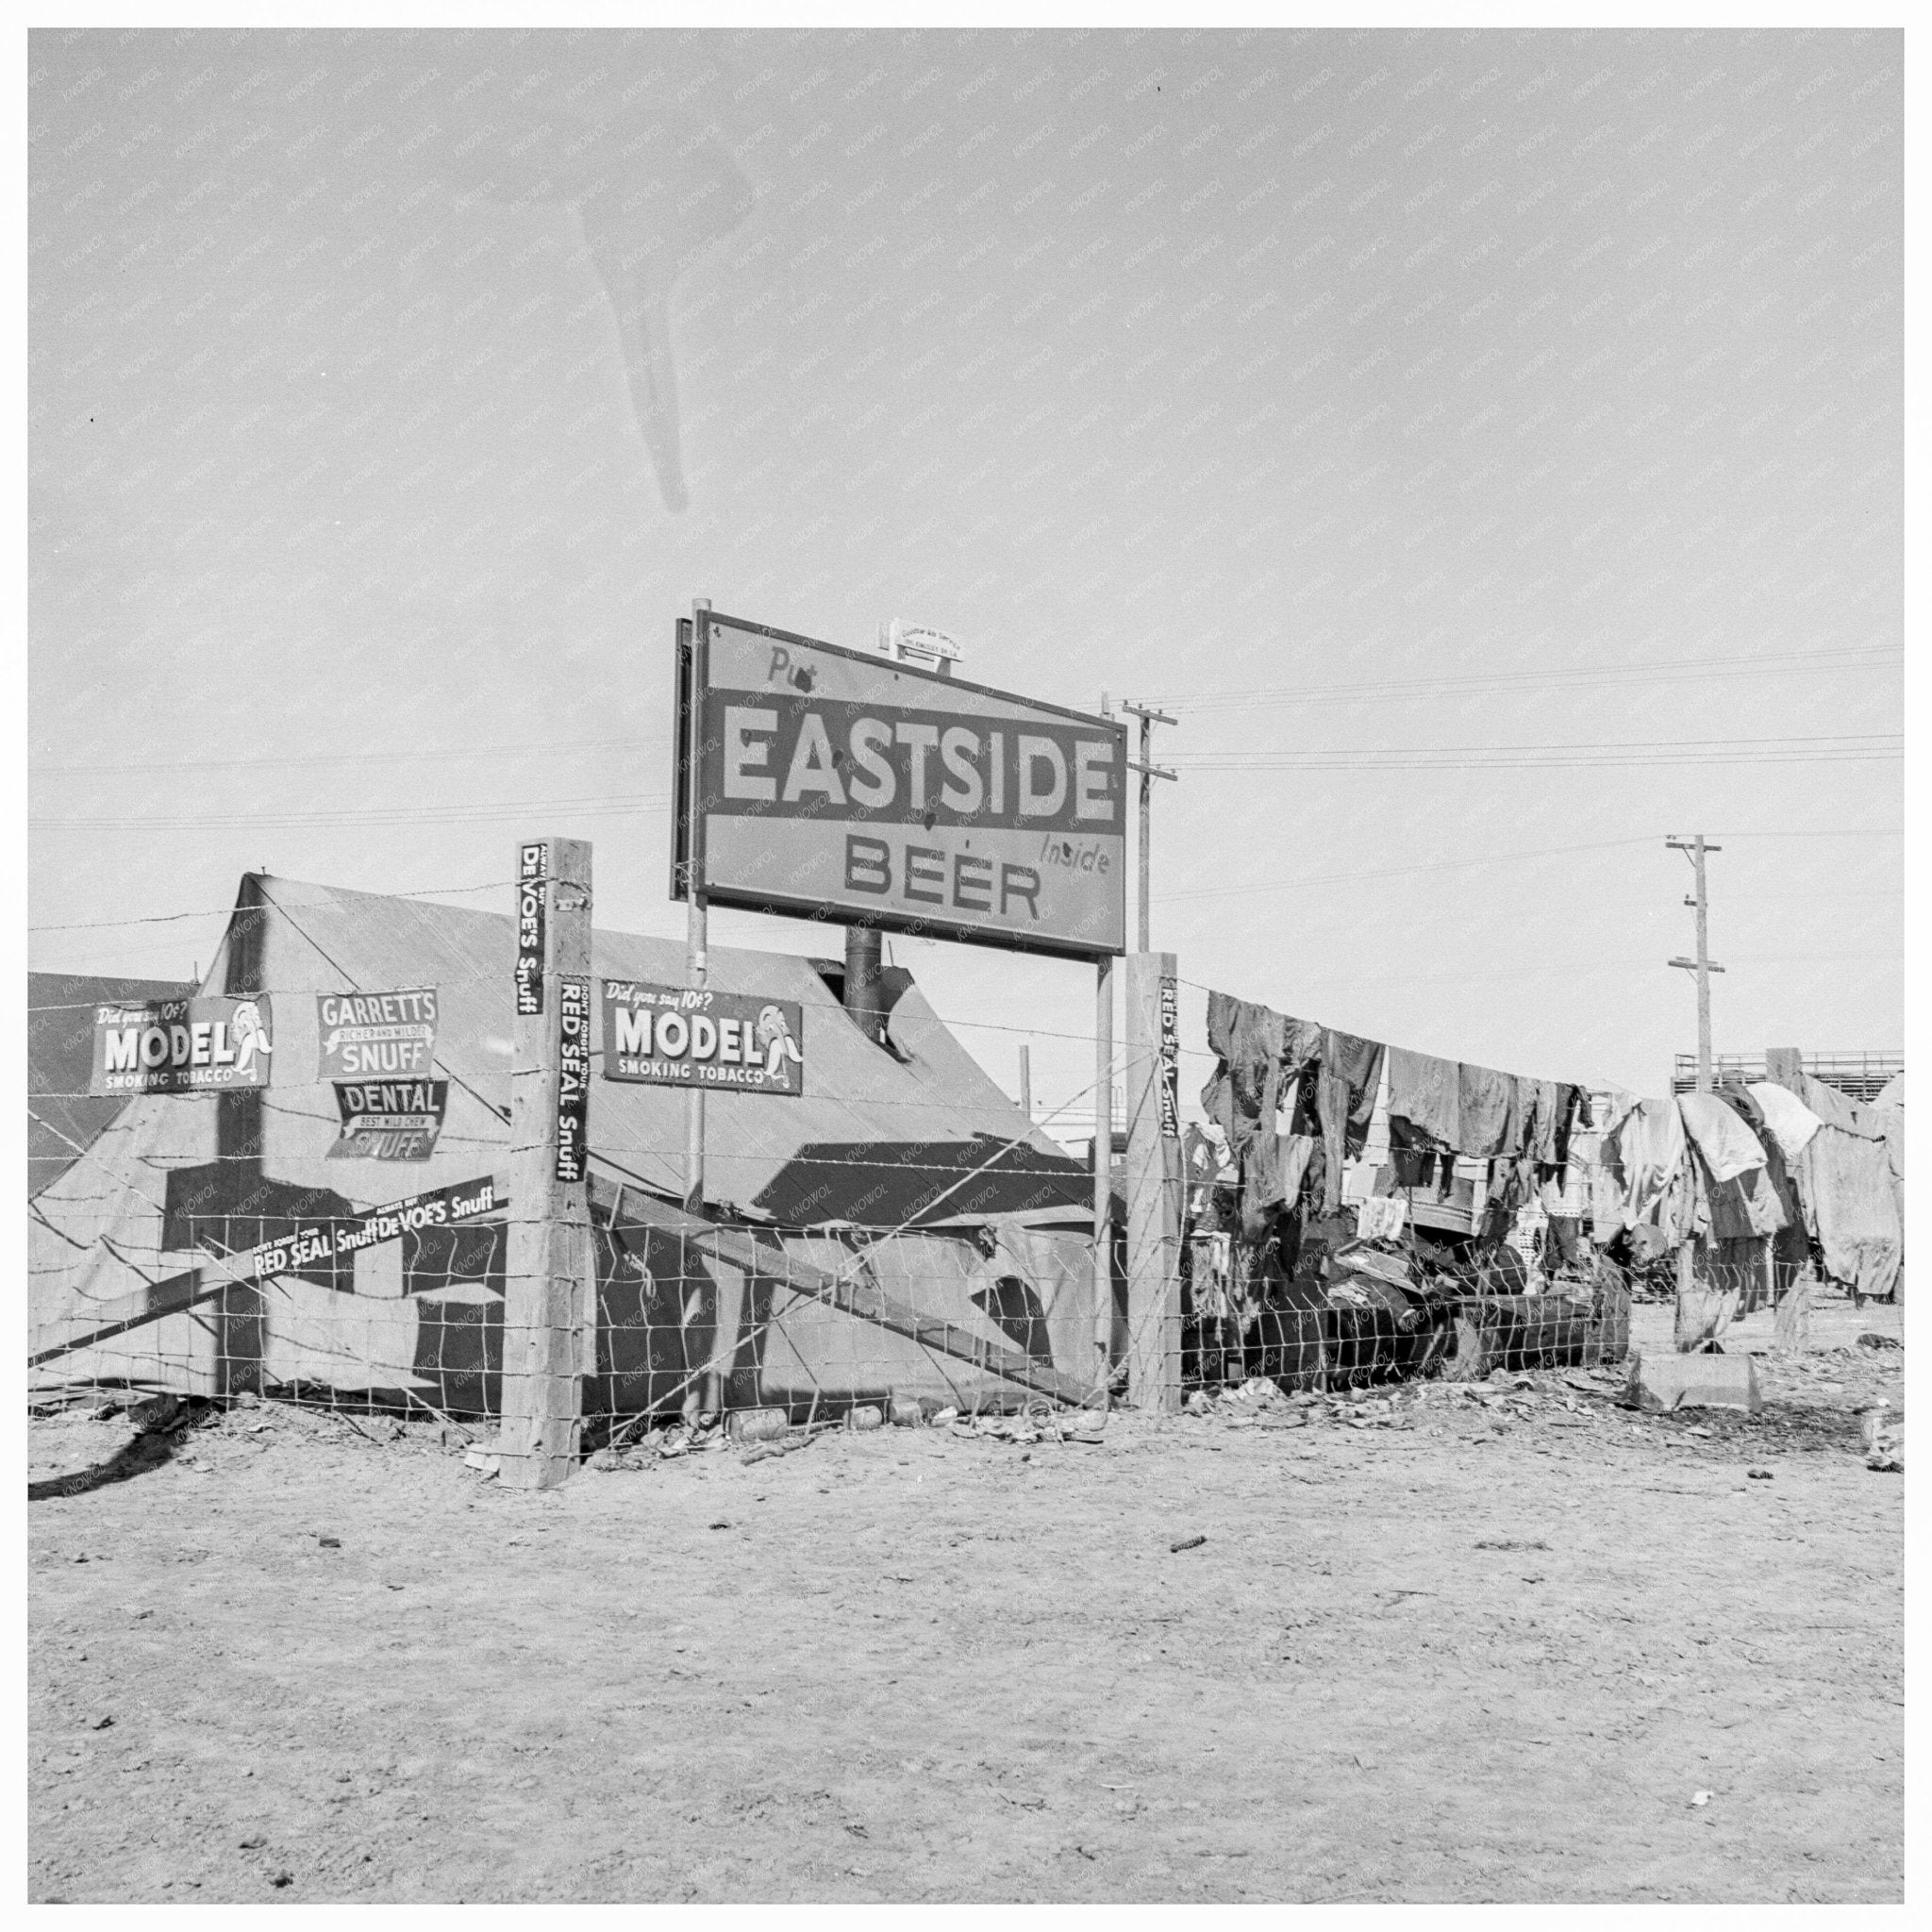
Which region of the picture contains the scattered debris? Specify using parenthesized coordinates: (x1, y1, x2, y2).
(125, 1394, 184, 1436)
(1474, 1539, 1549, 1551)
(1862, 1406, 1905, 1472)
(729, 1408, 790, 1444)
(1170, 1535, 1207, 1553)
(318, 1535, 341, 1549)
(1624, 1349, 1763, 1415)
(1746, 1468, 1774, 1480)
(90, 1715, 113, 1730)
(738, 1423, 839, 1468)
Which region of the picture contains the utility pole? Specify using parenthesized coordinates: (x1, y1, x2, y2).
(1667, 834, 1724, 1091)
(1118, 701, 1177, 952)
(685, 598, 710, 1208)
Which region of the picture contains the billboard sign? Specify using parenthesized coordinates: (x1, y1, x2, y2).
(674, 611, 1126, 960)
(601, 981, 805, 1094)
(316, 988, 439, 1080)
(90, 994, 275, 1096)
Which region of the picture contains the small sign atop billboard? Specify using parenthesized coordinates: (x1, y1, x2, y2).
(879, 618, 963, 665)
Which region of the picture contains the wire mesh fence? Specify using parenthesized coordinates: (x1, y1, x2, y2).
(28, 874, 1858, 1449)
(29, 1174, 1122, 1436)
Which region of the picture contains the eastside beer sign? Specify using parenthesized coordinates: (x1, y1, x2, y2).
(601, 981, 805, 1095)
(673, 612, 1126, 960)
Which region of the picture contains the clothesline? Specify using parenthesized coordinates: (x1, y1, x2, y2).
(1190, 982, 1904, 1304)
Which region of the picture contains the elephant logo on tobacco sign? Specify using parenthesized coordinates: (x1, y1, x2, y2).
(230, 1001, 274, 1075)
(754, 1006, 804, 1082)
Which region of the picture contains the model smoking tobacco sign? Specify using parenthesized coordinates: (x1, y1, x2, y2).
(90, 995, 275, 1095)
(674, 612, 1126, 960)
(602, 982, 805, 1094)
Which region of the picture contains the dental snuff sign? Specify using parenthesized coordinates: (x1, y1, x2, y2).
(674, 611, 1126, 960)
(90, 995, 275, 1095)
(602, 982, 805, 1095)
(329, 1078, 449, 1161)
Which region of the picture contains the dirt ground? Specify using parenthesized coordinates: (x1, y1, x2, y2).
(28, 1294, 1902, 1904)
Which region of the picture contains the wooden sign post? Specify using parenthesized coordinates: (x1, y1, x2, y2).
(501, 836, 595, 1491)
(215, 873, 269, 1399)
(1124, 951, 1183, 1410)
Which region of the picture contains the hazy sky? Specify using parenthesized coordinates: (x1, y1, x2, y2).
(28, 26, 1902, 1125)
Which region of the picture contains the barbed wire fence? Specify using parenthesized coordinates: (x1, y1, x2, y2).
(29, 895, 1836, 1457)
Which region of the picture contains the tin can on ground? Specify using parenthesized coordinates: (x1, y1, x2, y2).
(729, 1408, 790, 1443)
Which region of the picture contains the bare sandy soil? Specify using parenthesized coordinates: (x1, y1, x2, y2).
(28, 1296, 1902, 1904)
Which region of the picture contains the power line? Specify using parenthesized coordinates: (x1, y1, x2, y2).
(30, 796, 673, 834)
(28, 877, 515, 934)
(1140, 642, 1899, 712)
(32, 736, 669, 779)
(1170, 733, 1900, 772)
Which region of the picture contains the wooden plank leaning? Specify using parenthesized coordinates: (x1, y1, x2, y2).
(594, 1178, 1097, 1410)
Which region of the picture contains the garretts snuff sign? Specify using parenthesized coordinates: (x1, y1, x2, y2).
(90, 995, 275, 1095)
(675, 612, 1126, 960)
(316, 988, 438, 1080)
(601, 981, 805, 1094)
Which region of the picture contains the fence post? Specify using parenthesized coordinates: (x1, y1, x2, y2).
(500, 836, 594, 1491)
(215, 873, 267, 1399)
(1124, 952, 1183, 1410)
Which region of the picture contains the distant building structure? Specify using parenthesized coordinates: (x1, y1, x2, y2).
(1671, 1052, 1903, 1104)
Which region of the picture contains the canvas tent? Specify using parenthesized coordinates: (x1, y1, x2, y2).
(29, 875, 1114, 1418)
(29, 973, 196, 1196)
